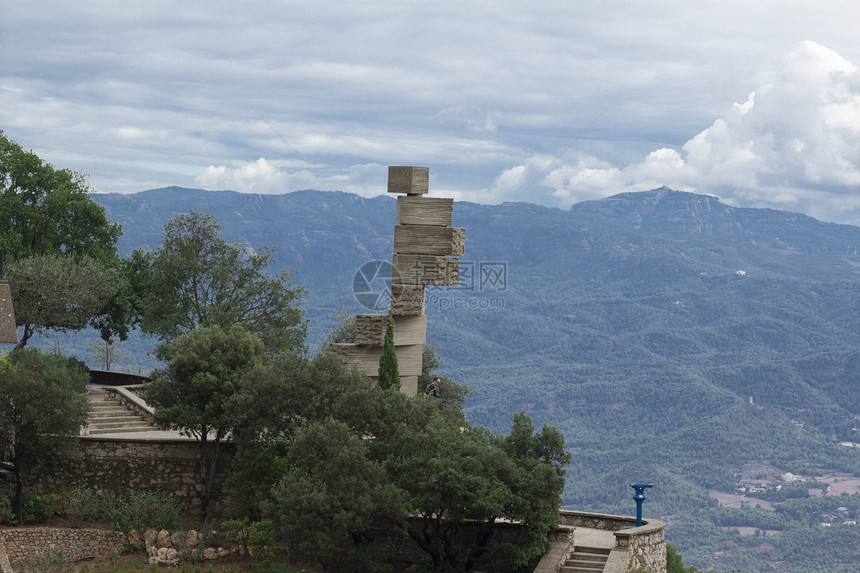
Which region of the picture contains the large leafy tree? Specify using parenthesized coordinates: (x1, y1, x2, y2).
(386, 408, 570, 572)
(263, 418, 405, 572)
(0, 130, 120, 262)
(147, 324, 268, 513)
(0, 347, 90, 523)
(141, 211, 306, 353)
(0, 131, 123, 347)
(7, 254, 118, 349)
(226, 325, 569, 572)
(227, 352, 371, 512)
(90, 248, 152, 344)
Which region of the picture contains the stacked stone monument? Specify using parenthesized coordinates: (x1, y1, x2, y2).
(333, 166, 464, 395)
(0, 250, 18, 344)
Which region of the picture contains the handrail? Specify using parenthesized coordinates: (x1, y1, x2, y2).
(104, 385, 155, 423)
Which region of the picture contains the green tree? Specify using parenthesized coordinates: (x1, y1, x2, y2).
(146, 324, 267, 513)
(0, 347, 90, 522)
(263, 418, 404, 572)
(1, 131, 123, 348)
(317, 308, 356, 354)
(667, 543, 714, 573)
(7, 254, 118, 349)
(227, 352, 371, 514)
(90, 248, 152, 344)
(377, 315, 399, 391)
(387, 408, 570, 571)
(141, 211, 307, 353)
(0, 130, 120, 263)
(256, 373, 569, 572)
(228, 340, 569, 571)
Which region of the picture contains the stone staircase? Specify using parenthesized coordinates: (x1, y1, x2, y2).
(86, 396, 156, 435)
(559, 546, 611, 573)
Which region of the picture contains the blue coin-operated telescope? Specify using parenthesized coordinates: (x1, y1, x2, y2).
(631, 483, 653, 527)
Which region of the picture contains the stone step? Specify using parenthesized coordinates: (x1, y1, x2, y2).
(86, 397, 155, 434)
(571, 552, 608, 563)
(91, 409, 139, 417)
(91, 402, 127, 410)
(90, 416, 150, 428)
(88, 425, 155, 435)
(560, 559, 606, 573)
(560, 547, 610, 573)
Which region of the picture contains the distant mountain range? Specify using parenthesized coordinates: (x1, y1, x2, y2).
(93, 186, 860, 572)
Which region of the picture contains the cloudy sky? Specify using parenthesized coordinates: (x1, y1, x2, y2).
(3, 1, 860, 224)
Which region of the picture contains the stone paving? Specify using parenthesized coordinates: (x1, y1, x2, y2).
(574, 526, 617, 550)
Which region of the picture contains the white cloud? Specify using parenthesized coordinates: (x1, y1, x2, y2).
(196, 158, 311, 194)
(7, 4, 860, 222)
(505, 41, 860, 223)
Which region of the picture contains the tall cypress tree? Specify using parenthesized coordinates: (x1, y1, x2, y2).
(377, 315, 400, 391)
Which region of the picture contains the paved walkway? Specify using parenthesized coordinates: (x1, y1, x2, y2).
(573, 526, 616, 550)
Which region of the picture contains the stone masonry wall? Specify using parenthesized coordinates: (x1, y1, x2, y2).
(20, 438, 235, 513)
(617, 527, 666, 573)
(0, 528, 127, 567)
(558, 510, 637, 531)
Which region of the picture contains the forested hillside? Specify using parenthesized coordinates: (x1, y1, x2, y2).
(91, 186, 860, 572)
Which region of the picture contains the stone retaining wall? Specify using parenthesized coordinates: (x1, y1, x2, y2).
(0, 528, 126, 568)
(615, 523, 666, 573)
(558, 509, 638, 531)
(21, 438, 235, 513)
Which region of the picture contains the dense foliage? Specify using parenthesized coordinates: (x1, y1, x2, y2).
(0, 347, 90, 522)
(0, 130, 120, 263)
(141, 210, 307, 353)
(63, 487, 185, 531)
(1, 131, 122, 348)
(147, 324, 268, 512)
(376, 315, 400, 391)
(7, 254, 118, 347)
(228, 349, 569, 572)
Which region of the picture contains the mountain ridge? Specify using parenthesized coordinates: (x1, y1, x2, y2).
(90, 186, 860, 572)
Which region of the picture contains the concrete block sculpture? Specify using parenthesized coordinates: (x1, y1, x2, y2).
(0, 250, 18, 344)
(334, 166, 464, 395)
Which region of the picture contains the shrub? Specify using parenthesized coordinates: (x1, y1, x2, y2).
(22, 488, 62, 523)
(102, 489, 185, 532)
(221, 518, 279, 563)
(0, 495, 14, 525)
(65, 355, 90, 376)
(63, 487, 184, 531)
(62, 486, 101, 527)
(15, 553, 69, 573)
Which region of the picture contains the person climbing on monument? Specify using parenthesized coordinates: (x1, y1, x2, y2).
(425, 376, 441, 397)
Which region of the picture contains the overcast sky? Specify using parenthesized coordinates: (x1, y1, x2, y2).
(4, 1, 860, 224)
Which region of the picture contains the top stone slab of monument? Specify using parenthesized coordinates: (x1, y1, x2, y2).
(388, 166, 429, 195)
